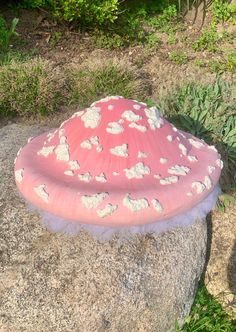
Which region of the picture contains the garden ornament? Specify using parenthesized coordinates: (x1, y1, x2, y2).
(14, 96, 223, 239)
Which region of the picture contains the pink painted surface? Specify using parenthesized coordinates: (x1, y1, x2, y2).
(14, 97, 222, 227)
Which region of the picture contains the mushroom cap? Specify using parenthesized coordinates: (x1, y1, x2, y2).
(15, 96, 222, 227)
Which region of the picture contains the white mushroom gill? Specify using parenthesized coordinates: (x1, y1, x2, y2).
(151, 199, 163, 213)
(81, 107, 101, 129)
(144, 107, 164, 130)
(81, 192, 108, 209)
(191, 182, 206, 194)
(168, 165, 190, 176)
(15, 168, 24, 183)
(110, 144, 129, 158)
(106, 122, 124, 134)
(123, 194, 149, 212)
(34, 184, 49, 203)
(97, 204, 118, 218)
(160, 176, 179, 185)
(124, 162, 150, 179)
(122, 110, 142, 122)
(37, 146, 55, 157)
(128, 122, 147, 133)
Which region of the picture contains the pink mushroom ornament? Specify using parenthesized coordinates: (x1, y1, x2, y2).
(14, 96, 223, 239)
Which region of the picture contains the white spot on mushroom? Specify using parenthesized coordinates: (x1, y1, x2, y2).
(59, 129, 65, 138)
(176, 137, 180, 141)
(144, 107, 164, 130)
(160, 158, 168, 164)
(34, 184, 49, 203)
(108, 105, 114, 110)
(138, 151, 148, 159)
(37, 146, 55, 157)
(81, 192, 108, 209)
(27, 137, 33, 143)
(81, 106, 101, 129)
(216, 159, 223, 169)
(172, 126, 178, 132)
(123, 194, 149, 212)
(113, 172, 119, 176)
(208, 165, 216, 174)
(97, 204, 118, 218)
(208, 145, 217, 152)
(151, 199, 163, 213)
(122, 110, 142, 122)
(154, 174, 161, 179)
(106, 122, 124, 134)
(46, 132, 55, 142)
(95, 173, 107, 183)
(204, 176, 212, 190)
(17, 147, 22, 156)
(15, 169, 24, 183)
(188, 138, 204, 149)
(80, 139, 92, 150)
(191, 182, 206, 194)
(128, 122, 147, 133)
(168, 165, 190, 176)
(188, 155, 198, 162)
(187, 192, 193, 197)
(64, 170, 74, 176)
(124, 162, 150, 179)
(68, 160, 80, 170)
(78, 172, 93, 183)
(54, 137, 70, 162)
(96, 145, 103, 153)
(178, 143, 188, 156)
(71, 110, 85, 118)
(167, 135, 173, 142)
(133, 104, 141, 110)
(90, 136, 99, 146)
(110, 144, 128, 158)
(160, 176, 179, 185)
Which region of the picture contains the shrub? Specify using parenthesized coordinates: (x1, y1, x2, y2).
(67, 59, 150, 107)
(0, 58, 66, 117)
(0, 15, 19, 51)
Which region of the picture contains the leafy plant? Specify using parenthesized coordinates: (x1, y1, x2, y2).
(158, 78, 236, 188)
(192, 25, 221, 52)
(146, 33, 161, 48)
(0, 16, 19, 51)
(148, 4, 178, 32)
(169, 51, 188, 64)
(176, 283, 236, 331)
(0, 58, 66, 117)
(212, 0, 236, 23)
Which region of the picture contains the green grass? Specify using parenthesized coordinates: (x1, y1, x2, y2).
(177, 283, 236, 331)
(0, 58, 66, 117)
(67, 60, 150, 107)
(169, 50, 189, 65)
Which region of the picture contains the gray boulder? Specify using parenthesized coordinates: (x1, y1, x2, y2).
(0, 124, 207, 332)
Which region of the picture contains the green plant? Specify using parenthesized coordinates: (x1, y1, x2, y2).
(167, 33, 177, 45)
(50, 31, 62, 46)
(0, 16, 19, 51)
(194, 59, 206, 68)
(148, 4, 179, 33)
(158, 78, 236, 188)
(67, 60, 150, 107)
(146, 33, 161, 48)
(176, 283, 236, 331)
(210, 52, 236, 73)
(0, 58, 66, 117)
(169, 51, 188, 65)
(192, 25, 220, 52)
(212, 0, 236, 23)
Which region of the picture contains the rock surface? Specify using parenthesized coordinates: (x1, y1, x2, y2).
(0, 124, 208, 332)
(205, 206, 236, 319)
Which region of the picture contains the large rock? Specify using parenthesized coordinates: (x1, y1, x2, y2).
(0, 124, 207, 332)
